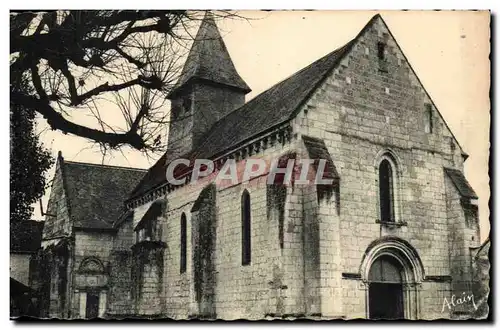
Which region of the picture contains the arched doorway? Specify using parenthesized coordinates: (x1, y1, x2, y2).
(361, 236, 425, 320)
(368, 255, 404, 319)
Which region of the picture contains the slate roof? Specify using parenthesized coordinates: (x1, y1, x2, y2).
(62, 161, 147, 229)
(128, 152, 168, 200)
(302, 135, 340, 181)
(10, 220, 44, 253)
(113, 208, 134, 229)
(167, 12, 251, 98)
(129, 13, 467, 201)
(444, 167, 478, 199)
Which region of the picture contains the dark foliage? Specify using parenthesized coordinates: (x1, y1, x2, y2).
(10, 82, 53, 222)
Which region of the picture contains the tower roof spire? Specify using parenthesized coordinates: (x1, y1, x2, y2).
(167, 11, 251, 99)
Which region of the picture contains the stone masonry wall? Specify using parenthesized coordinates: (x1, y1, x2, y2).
(134, 249, 164, 316)
(162, 137, 307, 319)
(73, 231, 114, 276)
(290, 16, 474, 319)
(40, 157, 73, 318)
(167, 83, 246, 160)
(444, 175, 478, 317)
(166, 97, 194, 160)
(43, 158, 72, 239)
(302, 184, 321, 316)
(316, 180, 343, 318)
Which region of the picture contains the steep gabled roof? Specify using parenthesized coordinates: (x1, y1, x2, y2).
(129, 17, 371, 200)
(62, 161, 147, 229)
(10, 220, 44, 253)
(193, 40, 355, 160)
(167, 12, 251, 98)
(130, 13, 468, 201)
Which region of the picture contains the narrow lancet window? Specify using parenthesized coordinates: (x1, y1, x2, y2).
(241, 190, 251, 265)
(180, 213, 187, 274)
(379, 159, 395, 222)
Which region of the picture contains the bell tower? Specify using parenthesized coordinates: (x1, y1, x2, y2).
(166, 12, 251, 159)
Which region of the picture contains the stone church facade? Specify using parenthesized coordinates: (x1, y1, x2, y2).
(40, 13, 483, 320)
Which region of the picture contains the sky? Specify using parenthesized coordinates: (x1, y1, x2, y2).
(34, 11, 490, 242)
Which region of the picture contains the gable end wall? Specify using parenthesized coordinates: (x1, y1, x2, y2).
(291, 16, 473, 319)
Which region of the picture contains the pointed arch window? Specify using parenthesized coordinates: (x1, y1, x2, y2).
(180, 213, 187, 274)
(241, 190, 251, 266)
(379, 159, 395, 223)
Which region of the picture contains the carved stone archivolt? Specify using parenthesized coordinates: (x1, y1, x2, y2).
(359, 236, 425, 284)
(78, 257, 105, 274)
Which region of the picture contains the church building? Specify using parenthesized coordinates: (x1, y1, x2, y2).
(40, 13, 483, 320)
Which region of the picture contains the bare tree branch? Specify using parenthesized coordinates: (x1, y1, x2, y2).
(10, 10, 247, 153)
(12, 91, 146, 149)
